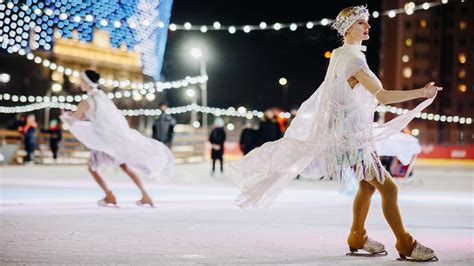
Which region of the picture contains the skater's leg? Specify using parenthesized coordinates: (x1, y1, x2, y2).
(368, 175, 416, 256)
(348, 180, 376, 248)
(212, 159, 216, 173)
(119, 164, 153, 204)
(88, 165, 111, 193)
(88, 165, 116, 204)
(220, 157, 224, 172)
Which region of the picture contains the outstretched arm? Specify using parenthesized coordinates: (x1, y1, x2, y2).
(353, 70, 442, 105)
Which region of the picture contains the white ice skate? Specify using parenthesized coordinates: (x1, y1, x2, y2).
(346, 237, 388, 257)
(97, 199, 119, 207)
(397, 242, 438, 262)
(97, 194, 118, 208)
(135, 199, 155, 208)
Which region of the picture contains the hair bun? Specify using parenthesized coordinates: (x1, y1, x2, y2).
(84, 70, 100, 84)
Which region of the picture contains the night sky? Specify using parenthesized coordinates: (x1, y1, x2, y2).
(162, 0, 381, 111)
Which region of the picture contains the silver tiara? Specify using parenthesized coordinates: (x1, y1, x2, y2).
(331, 5, 370, 37)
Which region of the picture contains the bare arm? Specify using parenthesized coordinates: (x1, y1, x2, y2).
(352, 70, 442, 105)
(71, 100, 90, 120)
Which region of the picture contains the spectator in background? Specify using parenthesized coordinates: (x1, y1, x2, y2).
(152, 102, 177, 149)
(42, 119, 62, 162)
(20, 114, 38, 164)
(258, 109, 282, 146)
(209, 118, 226, 175)
(7, 113, 25, 130)
(239, 121, 258, 155)
(285, 107, 299, 132)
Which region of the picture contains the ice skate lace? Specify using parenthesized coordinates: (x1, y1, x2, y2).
(363, 238, 385, 253)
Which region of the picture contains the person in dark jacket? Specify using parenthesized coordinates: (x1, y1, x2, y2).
(209, 118, 226, 175)
(152, 103, 176, 148)
(20, 114, 38, 164)
(42, 119, 62, 161)
(239, 121, 258, 155)
(258, 109, 282, 146)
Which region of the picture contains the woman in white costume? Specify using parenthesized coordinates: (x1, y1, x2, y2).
(61, 70, 174, 207)
(231, 6, 440, 262)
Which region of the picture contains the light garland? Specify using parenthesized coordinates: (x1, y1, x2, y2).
(1, 100, 471, 125)
(1, 2, 166, 31)
(0, 0, 455, 90)
(0, 75, 207, 105)
(168, 0, 451, 34)
(12, 50, 208, 90)
(123, 104, 267, 119)
(0, 92, 87, 104)
(376, 105, 472, 125)
(0, 101, 77, 114)
(119, 104, 474, 125)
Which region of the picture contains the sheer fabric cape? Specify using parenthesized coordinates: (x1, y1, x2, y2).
(230, 44, 434, 208)
(376, 133, 421, 165)
(62, 89, 174, 178)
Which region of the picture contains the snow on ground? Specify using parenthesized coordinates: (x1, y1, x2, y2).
(1, 163, 473, 265)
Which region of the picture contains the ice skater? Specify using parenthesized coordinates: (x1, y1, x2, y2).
(61, 70, 174, 207)
(231, 5, 440, 262)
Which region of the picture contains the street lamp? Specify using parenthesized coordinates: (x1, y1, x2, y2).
(190, 48, 202, 59)
(186, 87, 198, 124)
(43, 82, 63, 127)
(186, 88, 196, 98)
(279, 77, 289, 110)
(190, 47, 208, 133)
(0, 73, 10, 83)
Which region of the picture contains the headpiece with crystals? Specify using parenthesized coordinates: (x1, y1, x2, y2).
(331, 5, 370, 37)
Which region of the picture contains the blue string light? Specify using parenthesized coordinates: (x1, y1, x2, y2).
(0, 0, 174, 79)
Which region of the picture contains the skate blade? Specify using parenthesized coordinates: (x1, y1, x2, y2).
(346, 251, 388, 257)
(396, 256, 439, 262)
(135, 200, 155, 208)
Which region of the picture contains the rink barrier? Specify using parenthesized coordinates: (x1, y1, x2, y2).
(0, 129, 209, 165)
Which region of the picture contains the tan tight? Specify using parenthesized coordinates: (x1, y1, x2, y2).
(347, 175, 416, 256)
(88, 164, 152, 204)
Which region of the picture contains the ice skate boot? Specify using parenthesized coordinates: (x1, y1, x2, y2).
(97, 191, 118, 207)
(136, 195, 154, 208)
(397, 241, 438, 262)
(346, 237, 388, 257)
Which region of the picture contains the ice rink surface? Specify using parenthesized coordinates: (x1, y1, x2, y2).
(1, 163, 473, 265)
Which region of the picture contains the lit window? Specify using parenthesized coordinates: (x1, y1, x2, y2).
(402, 55, 410, 63)
(458, 53, 467, 64)
(403, 67, 412, 78)
(459, 21, 467, 30)
(458, 84, 467, 92)
(420, 19, 427, 28)
(458, 69, 466, 79)
(324, 51, 331, 59)
(405, 38, 412, 47)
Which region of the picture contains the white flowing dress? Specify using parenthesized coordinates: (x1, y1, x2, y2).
(61, 89, 174, 178)
(230, 44, 435, 208)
